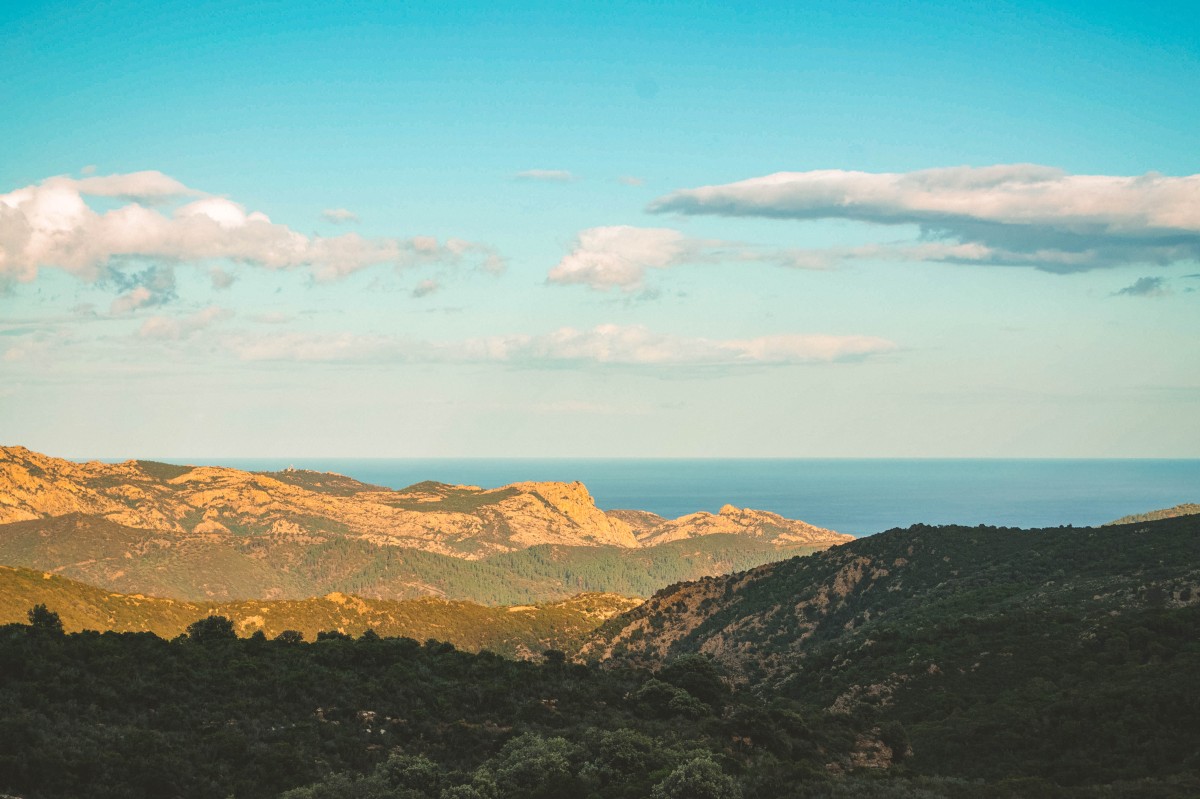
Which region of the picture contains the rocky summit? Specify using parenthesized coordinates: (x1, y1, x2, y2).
(0, 446, 851, 602)
(0, 446, 849, 557)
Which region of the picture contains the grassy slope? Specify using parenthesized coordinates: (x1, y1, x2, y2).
(0, 565, 639, 658)
(1107, 502, 1200, 525)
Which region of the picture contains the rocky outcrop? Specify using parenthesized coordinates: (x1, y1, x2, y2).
(1107, 503, 1200, 526)
(0, 446, 847, 560)
(636, 504, 851, 547)
(606, 509, 667, 538)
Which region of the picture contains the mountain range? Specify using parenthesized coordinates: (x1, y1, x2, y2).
(0, 446, 850, 604)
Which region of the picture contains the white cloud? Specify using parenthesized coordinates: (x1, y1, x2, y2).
(225, 331, 397, 362)
(649, 164, 1200, 272)
(548, 226, 689, 290)
(515, 169, 577, 183)
(547, 225, 830, 290)
(618, 176, 645, 187)
(222, 323, 896, 366)
(321, 208, 360, 224)
(74, 171, 197, 201)
(138, 306, 233, 340)
(110, 286, 153, 315)
(0, 171, 504, 283)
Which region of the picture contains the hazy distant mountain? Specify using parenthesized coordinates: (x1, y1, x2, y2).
(0, 446, 849, 603)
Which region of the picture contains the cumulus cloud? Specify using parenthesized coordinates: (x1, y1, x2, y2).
(515, 169, 577, 183)
(549, 226, 689, 290)
(222, 323, 896, 366)
(321, 208, 359, 224)
(74, 171, 197, 201)
(0, 171, 504, 283)
(548, 225, 830, 290)
(1113, 276, 1169, 298)
(138, 306, 233, 340)
(649, 164, 1200, 272)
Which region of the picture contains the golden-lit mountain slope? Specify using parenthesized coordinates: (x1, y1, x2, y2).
(0, 564, 639, 659)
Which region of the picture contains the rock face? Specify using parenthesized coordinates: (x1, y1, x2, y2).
(632, 504, 848, 547)
(0, 446, 646, 558)
(0, 446, 852, 602)
(0, 445, 846, 558)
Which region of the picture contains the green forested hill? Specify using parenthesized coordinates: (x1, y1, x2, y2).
(586, 514, 1200, 786)
(2, 517, 1199, 798)
(0, 514, 817, 604)
(0, 565, 638, 658)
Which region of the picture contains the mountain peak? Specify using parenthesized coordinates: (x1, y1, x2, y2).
(0, 446, 852, 601)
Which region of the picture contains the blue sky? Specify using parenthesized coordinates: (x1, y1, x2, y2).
(1, 0, 1197, 457)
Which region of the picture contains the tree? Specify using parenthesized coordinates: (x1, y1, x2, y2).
(186, 615, 237, 643)
(489, 733, 579, 798)
(379, 753, 441, 794)
(275, 629, 305, 644)
(659, 654, 729, 709)
(651, 757, 740, 799)
(27, 604, 63, 634)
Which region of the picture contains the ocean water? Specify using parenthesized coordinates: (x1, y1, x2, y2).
(196, 458, 1199, 537)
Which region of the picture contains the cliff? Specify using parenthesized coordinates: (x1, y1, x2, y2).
(0, 446, 850, 602)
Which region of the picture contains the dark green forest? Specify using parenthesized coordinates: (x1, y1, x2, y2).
(2, 516, 1199, 798)
(2, 602, 1198, 798)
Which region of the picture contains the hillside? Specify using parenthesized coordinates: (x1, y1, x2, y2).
(584, 514, 1200, 784)
(0, 565, 638, 658)
(0, 446, 848, 602)
(0, 446, 638, 558)
(1108, 502, 1200, 525)
(2, 520, 1199, 798)
(585, 515, 1200, 672)
(0, 512, 825, 604)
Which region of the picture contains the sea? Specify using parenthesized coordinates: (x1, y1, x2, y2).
(190, 458, 1198, 538)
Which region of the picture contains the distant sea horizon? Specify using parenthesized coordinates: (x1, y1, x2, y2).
(106, 457, 1199, 538)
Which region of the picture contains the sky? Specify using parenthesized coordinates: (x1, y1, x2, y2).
(1, 0, 1198, 458)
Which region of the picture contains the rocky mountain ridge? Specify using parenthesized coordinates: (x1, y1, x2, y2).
(0, 446, 848, 559)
